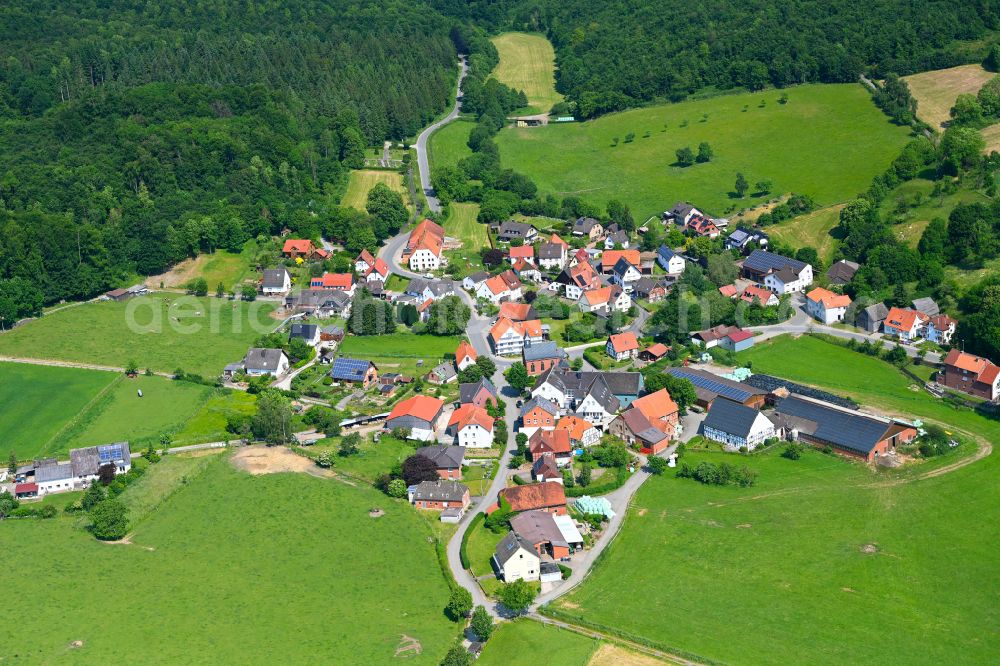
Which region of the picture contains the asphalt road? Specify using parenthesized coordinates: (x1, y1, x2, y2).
(414, 55, 468, 213)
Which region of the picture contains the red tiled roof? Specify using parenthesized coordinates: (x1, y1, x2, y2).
(388, 395, 444, 423)
(483, 275, 509, 295)
(311, 273, 353, 290)
(929, 314, 956, 331)
(529, 429, 572, 455)
(509, 245, 534, 260)
(283, 239, 314, 254)
(499, 302, 533, 321)
(15, 482, 37, 494)
(806, 287, 851, 309)
(726, 329, 754, 343)
(741, 285, 776, 305)
(884, 307, 927, 332)
(601, 250, 640, 272)
(556, 415, 594, 441)
(609, 332, 639, 354)
(449, 404, 494, 431)
(371, 258, 389, 277)
(500, 482, 567, 512)
(643, 343, 669, 358)
(582, 287, 611, 306)
(550, 233, 569, 248)
(456, 340, 477, 363)
(356, 249, 376, 265)
(407, 219, 445, 256)
(718, 285, 738, 298)
(631, 389, 679, 422)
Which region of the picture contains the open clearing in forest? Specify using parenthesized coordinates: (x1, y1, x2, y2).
(552, 334, 999, 664)
(766, 204, 844, 261)
(442, 202, 486, 249)
(496, 83, 911, 221)
(342, 169, 409, 211)
(0, 454, 456, 664)
(903, 64, 996, 129)
(490, 32, 563, 115)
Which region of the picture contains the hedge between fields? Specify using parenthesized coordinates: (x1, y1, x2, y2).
(459, 512, 485, 569)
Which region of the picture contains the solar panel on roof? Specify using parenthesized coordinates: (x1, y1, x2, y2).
(331, 358, 371, 381)
(668, 369, 751, 402)
(98, 444, 125, 463)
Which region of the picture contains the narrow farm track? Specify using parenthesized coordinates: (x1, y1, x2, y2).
(415, 55, 467, 212)
(0, 355, 173, 378)
(528, 613, 701, 666)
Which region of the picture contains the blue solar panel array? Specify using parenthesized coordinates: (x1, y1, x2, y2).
(744, 249, 805, 273)
(330, 357, 372, 381)
(98, 443, 126, 464)
(667, 368, 752, 402)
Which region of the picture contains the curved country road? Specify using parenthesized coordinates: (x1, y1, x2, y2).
(415, 55, 468, 213)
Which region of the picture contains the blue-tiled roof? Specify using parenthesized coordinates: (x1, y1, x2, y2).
(743, 249, 806, 273)
(330, 357, 374, 382)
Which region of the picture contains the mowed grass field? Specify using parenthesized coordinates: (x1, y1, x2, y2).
(490, 32, 563, 115)
(147, 249, 257, 292)
(0, 363, 116, 460)
(0, 455, 457, 663)
(61, 375, 212, 451)
(496, 84, 912, 220)
(171, 390, 257, 445)
(767, 204, 844, 261)
(554, 334, 1000, 663)
(430, 117, 475, 170)
(342, 169, 409, 211)
(338, 333, 463, 376)
(443, 202, 486, 249)
(477, 620, 598, 666)
(0, 294, 277, 377)
(903, 64, 996, 129)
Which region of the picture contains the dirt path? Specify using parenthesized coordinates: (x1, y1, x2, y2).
(529, 614, 699, 666)
(0, 355, 173, 378)
(230, 445, 356, 485)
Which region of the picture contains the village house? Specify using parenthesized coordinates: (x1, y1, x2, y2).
(826, 259, 860, 285)
(320, 325, 345, 344)
(578, 285, 630, 314)
(926, 314, 957, 345)
(724, 227, 769, 254)
(414, 445, 466, 480)
(610, 256, 643, 293)
(282, 238, 315, 259)
(718, 284, 739, 299)
(632, 277, 668, 303)
(455, 340, 478, 371)
(600, 250, 640, 275)
(460, 377, 498, 408)
(656, 246, 686, 275)
(329, 357, 379, 388)
(519, 396, 561, 437)
(690, 324, 752, 350)
(528, 429, 573, 466)
(702, 399, 778, 451)
(572, 217, 604, 240)
(407, 277, 456, 302)
(489, 317, 543, 356)
(402, 219, 445, 272)
(385, 395, 445, 441)
(740, 284, 780, 307)
(556, 415, 601, 447)
(719, 329, 755, 352)
(639, 343, 670, 363)
(664, 202, 703, 226)
(773, 394, 917, 462)
(510, 511, 584, 561)
(447, 404, 495, 448)
(476, 271, 523, 304)
(498, 302, 537, 322)
(523, 340, 567, 376)
(685, 214, 720, 238)
(558, 261, 602, 300)
(427, 361, 458, 385)
(462, 271, 489, 291)
(805, 287, 852, 324)
(508, 244, 535, 265)
(742, 250, 813, 294)
(18, 443, 133, 497)
(260, 268, 292, 295)
(666, 367, 767, 409)
(608, 389, 679, 454)
(939, 349, 1000, 401)
(355, 249, 377, 275)
(532, 367, 644, 413)
(531, 452, 562, 484)
(492, 532, 541, 582)
(496, 481, 568, 515)
(288, 323, 321, 347)
(857, 302, 889, 333)
(310, 272, 355, 295)
(606, 332, 640, 361)
(883, 307, 929, 342)
(409, 480, 471, 511)
(496, 220, 538, 244)
(537, 242, 567, 270)
(512, 258, 542, 283)
(603, 225, 630, 249)
(225, 348, 289, 378)
(285, 290, 352, 318)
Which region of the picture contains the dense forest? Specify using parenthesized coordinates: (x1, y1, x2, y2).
(0, 0, 461, 314)
(436, 0, 1000, 117)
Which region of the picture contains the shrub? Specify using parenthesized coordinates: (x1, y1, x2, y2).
(387, 478, 407, 497)
(89, 499, 129, 540)
(647, 456, 668, 475)
(445, 587, 472, 621)
(781, 443, 803, 460)
(558, 564, 573, 579)
(39, 504, 57, 519)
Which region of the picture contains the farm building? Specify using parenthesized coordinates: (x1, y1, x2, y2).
(414, 445, 466, 480)
(408, 480, 470, 512)
(261, 268, 292, 295)
(459, 377, 498, 408)
(939, 349, 1000, 401)
(666, 367, 768, 409)
(329, 358, 379, 388)
(496, 482, 567, 515)
(385, 395, 445, 441)
(701, 400, 778, 451)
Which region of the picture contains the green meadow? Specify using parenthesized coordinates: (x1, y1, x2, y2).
(496, 84, 912, 220)
(430, 117, 475, 170)
(477, 620, 598, 665)
(338, 333, 463, 377)
(0, 293, 277, 377)
(551, 334, 1000, 663)
(0, 454, 457, 664)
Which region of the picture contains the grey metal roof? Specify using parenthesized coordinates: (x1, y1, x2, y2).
(35, 463, 74, 483)
(666, 368, 766, 404)
(702, 399, 768, 439)
(519, 396, 561, 419)
(912, 297, 940, 316)
(774, 395, 892, 454)
(538, 243, 563, 259)
(494, 531, 538, 566)
(744, 249, 807, 274)
(536, 368, 642, 400)
(412, 480, 468, 502)
(669, 202, 695, 218)
(460, 378, 497, 403)
(415, 445, 466, 469)
(261, 268, 289, 289)
(862, 302, 889, 321)
(510, 510, 568, 549)
(523, 341, 564, 362)
(727, 229, 751, 245)
(573, 217, 600, 232)
(432, 362, 457, 380)
(244, 348, 287, 372)
(465, 271, 488, 284)
(498, 220, 536, 237)
(291, 290, 350, 308)
(621, 409, 668, 446)
(289, 323, 318, 340)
